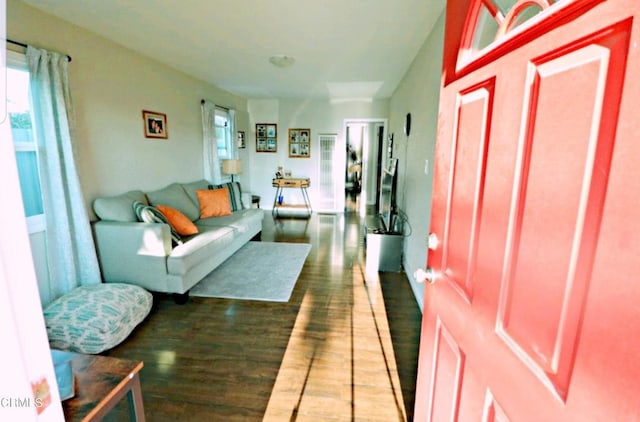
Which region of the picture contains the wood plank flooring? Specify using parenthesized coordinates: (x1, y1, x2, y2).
(104, 210, 423, 421)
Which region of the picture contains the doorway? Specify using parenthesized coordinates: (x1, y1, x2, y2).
(344, 120, 386, 216)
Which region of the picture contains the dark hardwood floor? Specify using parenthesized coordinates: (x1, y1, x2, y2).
(104, 208, 423, 421)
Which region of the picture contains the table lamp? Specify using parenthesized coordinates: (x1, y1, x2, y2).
(222, 159, 242, 182)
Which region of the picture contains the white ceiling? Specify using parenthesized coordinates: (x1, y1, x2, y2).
(21, 0, 444, 100)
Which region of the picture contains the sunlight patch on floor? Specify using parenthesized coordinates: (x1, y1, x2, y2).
(263, 265, 407, 421)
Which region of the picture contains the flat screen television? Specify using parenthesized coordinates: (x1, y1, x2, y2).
(378, 158, 398, 233)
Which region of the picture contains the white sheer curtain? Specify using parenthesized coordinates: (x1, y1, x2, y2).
(201, 100, 222, 184)
(27, 46, 101, 300)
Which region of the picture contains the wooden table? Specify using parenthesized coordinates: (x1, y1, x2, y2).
(272, 177, 312, 217)
(56, 351, 145, 421)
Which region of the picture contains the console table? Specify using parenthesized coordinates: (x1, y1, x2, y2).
(272, 177, 312, 217)
(57, 351, 145, 421)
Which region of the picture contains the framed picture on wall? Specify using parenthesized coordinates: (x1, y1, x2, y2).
(237, 131, 246, 149)
(288, 128, 310, 158)
(142, 110, 168, 139)
(256, 123, 277, 152)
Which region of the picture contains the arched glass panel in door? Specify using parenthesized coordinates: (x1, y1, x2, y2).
(462, 0, 566, 67)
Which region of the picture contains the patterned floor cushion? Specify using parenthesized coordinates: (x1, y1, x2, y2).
(43, 283, 153, 354)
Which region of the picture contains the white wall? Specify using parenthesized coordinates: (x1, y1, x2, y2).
(247, 98, 389, 211)
(235, 109, 252, 186)
(388, 8, 446, 311)
(8, 0, 249, 217)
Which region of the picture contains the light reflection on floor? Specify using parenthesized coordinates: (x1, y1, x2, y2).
(263, 264, 407, 421)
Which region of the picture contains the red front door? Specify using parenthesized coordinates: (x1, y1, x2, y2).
(415, 0, 640, 420)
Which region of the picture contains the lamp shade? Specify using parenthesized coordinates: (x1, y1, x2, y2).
(222, 159, 242, 175)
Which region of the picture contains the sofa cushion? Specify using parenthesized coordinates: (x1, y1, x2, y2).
(216, 182, 244, 211)
(147, 183, 200, 221)
(167, 226, 235, 275)
(133, 201, 183, 246)
(196, 188, 233, 218)
(156, 205, 199, 236)
(197, 208, 263, 235)
(93, 190, 148, 222)
(181, 179, 211, 207)
(43, 283, 153, 354)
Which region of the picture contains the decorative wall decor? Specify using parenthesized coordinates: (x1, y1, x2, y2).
(256, 123, 277, 152)
(288, 128, 310, 158)
(238, 131, 246, 149)
(142, 110, 168, 139)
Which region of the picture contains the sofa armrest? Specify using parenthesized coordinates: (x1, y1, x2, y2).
(94, 221, 172, 255)
(93, 221, 172, 287)
(241, 192, 251, 209)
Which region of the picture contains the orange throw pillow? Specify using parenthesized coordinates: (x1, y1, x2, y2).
(156, 205, 199, 236)
(196, 188, 233, 218)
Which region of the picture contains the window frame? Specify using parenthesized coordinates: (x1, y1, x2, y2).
(7, 50, 46, 234)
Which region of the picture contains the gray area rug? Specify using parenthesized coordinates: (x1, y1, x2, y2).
(189, 241, 312, 302)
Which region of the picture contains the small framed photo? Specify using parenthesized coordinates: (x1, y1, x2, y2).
(256, 123, 277, 152)
(288, 128, 310, 158)
(142, 110, 168, 139)
(238, 131, 246, 149)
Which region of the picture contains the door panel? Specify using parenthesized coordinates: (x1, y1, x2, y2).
(415, 1, 640, 420)
(443, 82, 493, 302)
(429, 318, 466, 421)
(318, 133, 338, 211)
(482, 390, 509, 422)
(498, 34, 627, 400)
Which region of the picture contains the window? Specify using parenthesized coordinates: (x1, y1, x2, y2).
(214, 107, 234, 159)
(461, 0, 569, 68)
(7, 51, 46, 233)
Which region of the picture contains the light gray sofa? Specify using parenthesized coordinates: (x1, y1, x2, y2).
(92, 180, 262, 298)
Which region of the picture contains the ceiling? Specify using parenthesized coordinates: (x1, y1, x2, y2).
(21, 0, 444, 100)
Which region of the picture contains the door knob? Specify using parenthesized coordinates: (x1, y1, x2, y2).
(428, 233, 439, 250)
(414, 267, 437, 284)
